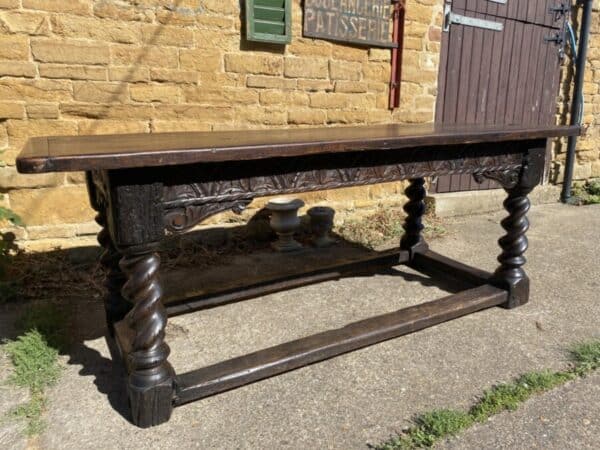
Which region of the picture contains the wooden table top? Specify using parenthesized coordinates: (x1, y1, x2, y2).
(17, 123, 579, 173)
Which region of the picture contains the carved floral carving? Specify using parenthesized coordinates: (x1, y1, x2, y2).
(164, 199, 252, 233)
(162, 151, 525, 233)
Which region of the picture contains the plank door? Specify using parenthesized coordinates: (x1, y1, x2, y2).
(433, 0, 566, 193)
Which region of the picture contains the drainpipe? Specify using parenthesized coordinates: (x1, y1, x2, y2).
(560, 0, 593, 203)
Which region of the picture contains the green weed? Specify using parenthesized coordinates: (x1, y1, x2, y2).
(570, 340, 600, 375)
(376, 338, 600, 449)
(2, 305, 66, 436)
(571, 179, 600, 205)
(469, 370, 574, 422)
(4, 330, 61, 393)
(10, 392, 47, 436)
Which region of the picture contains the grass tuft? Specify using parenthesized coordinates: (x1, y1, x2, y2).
(375, 410, 473, 450)
(469, 370, 574, 422)
(376, 338, 600, 449)
(2, 305, 66, 437)
(337, 208, 405, 249)
(570, 340, 600, 375)
(414, 410, 474, 442)
(571, 179, 600, 205)
(4, 330, 61, 393)
(10, 392, 47, 436)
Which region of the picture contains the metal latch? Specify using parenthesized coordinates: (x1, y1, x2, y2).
(443, 4, 504, 33)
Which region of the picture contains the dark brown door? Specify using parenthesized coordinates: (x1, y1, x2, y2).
(433, 0, 565, 193)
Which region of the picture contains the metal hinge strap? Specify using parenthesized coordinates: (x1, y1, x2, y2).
(443, 4, 504, 33)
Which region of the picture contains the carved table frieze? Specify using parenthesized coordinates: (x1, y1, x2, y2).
(161, 145, 525, 233)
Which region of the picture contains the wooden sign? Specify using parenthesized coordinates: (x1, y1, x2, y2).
(303, 0, 396, 48)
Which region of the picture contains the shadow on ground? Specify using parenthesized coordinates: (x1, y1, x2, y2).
(1, 210, 460, 427)
(2, 203, 597, 449)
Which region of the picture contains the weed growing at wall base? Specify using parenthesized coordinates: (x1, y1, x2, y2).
(571, 179, 600, 205)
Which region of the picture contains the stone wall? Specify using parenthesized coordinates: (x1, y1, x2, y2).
(0, 0, 598, 250)
(0, 0, 443, 250)
(551, 2, 600, 183)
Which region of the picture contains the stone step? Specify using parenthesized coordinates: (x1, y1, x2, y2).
(428, 185, 561, 218)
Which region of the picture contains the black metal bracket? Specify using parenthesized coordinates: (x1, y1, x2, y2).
(549, 2, 570, 18)
(544, 32, 564, 45)
(545, 2, 571, 60)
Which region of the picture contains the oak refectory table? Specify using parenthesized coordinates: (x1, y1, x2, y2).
(16, 123, 578, 428)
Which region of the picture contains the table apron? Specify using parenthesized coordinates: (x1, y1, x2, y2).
(89, 139, 545, 244)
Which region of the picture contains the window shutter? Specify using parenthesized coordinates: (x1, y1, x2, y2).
(246, 0, 292, 44)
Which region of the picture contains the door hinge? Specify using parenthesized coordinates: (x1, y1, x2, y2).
(545, 2, 571, 60)
(443, 4, 504, 33)
(549, 2, 570, 20)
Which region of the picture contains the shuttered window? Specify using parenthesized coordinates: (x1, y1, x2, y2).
(246, 0, 292, 44)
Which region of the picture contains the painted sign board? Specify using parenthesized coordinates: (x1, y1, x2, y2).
(303, 0, 396, 48)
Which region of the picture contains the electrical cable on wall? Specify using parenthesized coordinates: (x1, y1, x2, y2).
(566, 21, 583, 125)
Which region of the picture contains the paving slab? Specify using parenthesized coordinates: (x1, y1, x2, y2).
(1, 203, 598, 449)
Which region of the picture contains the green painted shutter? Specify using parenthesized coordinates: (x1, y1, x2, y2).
(246, 0, 292, 44)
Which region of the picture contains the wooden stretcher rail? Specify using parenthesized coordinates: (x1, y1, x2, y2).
(409, 250, 493, 286)
(173, 284, 507, 405)
(164, 248, 492, 317)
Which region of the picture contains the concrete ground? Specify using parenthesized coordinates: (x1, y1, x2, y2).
(438, 371, 600, 450)
(1, 203, 599, 449)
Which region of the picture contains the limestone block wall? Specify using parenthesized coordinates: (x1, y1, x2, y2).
(0, 0, 443, 249)
(552, 2, 600, 182)
(0, 0, 597, 250)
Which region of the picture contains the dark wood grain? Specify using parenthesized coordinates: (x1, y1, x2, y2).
(464, 0, 559, 28)
(399, 178, 428, 261)
(16, 123, 579, 173)
(117, 246, 175, 428)
(157, 141, 530, 233)
(174, 284, 508, 405)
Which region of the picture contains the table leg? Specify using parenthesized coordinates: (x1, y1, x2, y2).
(490, 147, 545, 309)
(95, 211, 130, 335)
(494, 181, 534, 309)
(400, 177, 429, 262)
(120, 246, 174, 428)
